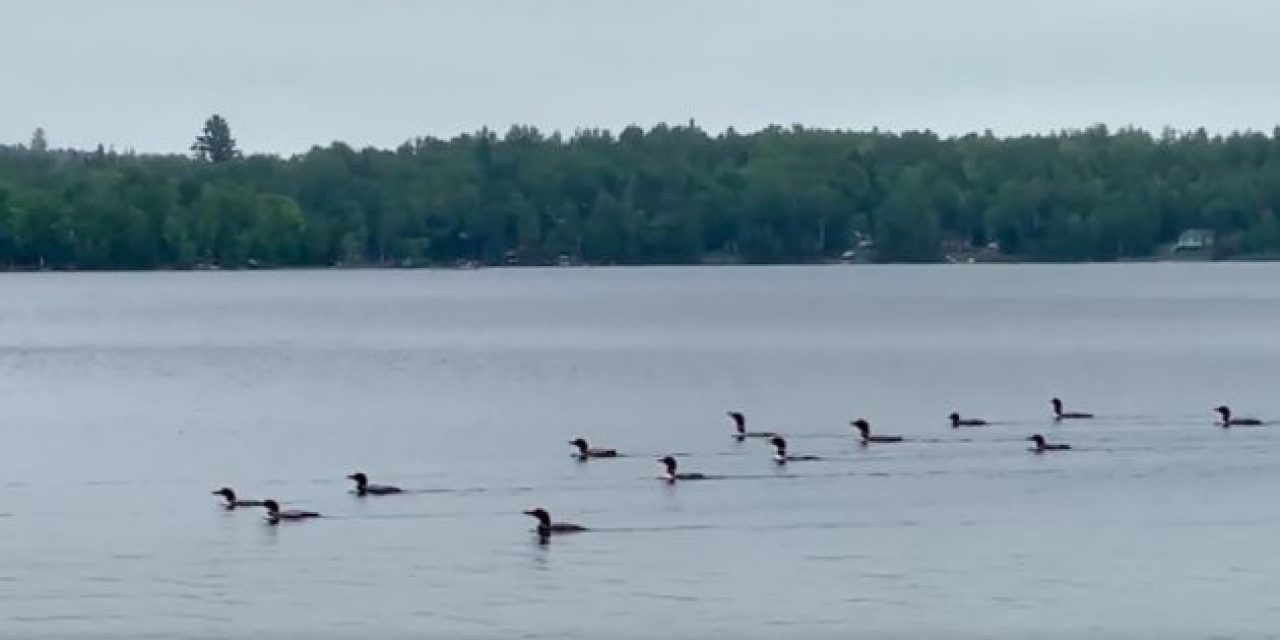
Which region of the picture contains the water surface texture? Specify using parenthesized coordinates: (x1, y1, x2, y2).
(2, 264, 1279, 638)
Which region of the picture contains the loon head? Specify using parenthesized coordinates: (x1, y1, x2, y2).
(949, 412, 961, 427)
(1215, 405, 1231, 420)
(769, 435, 787, 456)
(851, 419, 871, 437)
(212, 487, 236, 504)
(1027, 434, 1046, 447)
(522, 507, 552, 527)
(262, 499, 281, 515)
(658, 455, 677, 476)
(1051, 398, 1064, 415)
(727, 411, 746, 433)
(347, 472, 368, 486)
(568, 438, 589, 453)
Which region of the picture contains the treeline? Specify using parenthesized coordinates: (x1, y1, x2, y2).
(3, 120, 1280, 269)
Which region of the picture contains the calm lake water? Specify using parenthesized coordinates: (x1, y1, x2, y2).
(2, 264, 1280, 638)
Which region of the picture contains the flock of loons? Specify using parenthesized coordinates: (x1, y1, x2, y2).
(212, 398, 1267, 542)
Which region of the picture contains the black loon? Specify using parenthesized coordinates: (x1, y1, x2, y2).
(347, 472, 403, 496)
(1028, 434, 1071, 452)
(1216, 405, 1263, 427)
(852, 418, 904, 443)
(262, 499, 321, 523)
(949, 412, 989, 428)
(523, 508, 586, 542)
(658, 455, 708, 482)
(569, 438, 618, 460)
(769, 436, 820, 464)
(1051, 398, 1094, 421)
(211, 487, 266, 509)
(727, 411, 777, 440)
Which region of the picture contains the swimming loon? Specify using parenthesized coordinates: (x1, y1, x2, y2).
(727, 411, 777, 440)
(1215, 405, 1263, 427)
(347, 472, 403, 496)
(211, 487, 266, 509)
(1028, 434, 1071, 452)
(949, 412, 989, 428)
(569, 438, 618, 460)
(1051, 398, 1094, 421)
(769, 436, 820, 464)
(852, 418, 904, 443)
(523, 508, 586, 542)
(262, 499, 321, 523)
(658, 455, 708, 481)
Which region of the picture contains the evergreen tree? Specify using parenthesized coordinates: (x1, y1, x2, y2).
(190, 115, 239, 163)
(30, 127, 48, 153)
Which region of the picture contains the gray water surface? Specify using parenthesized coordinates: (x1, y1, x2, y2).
(2, 264, 1279, 638)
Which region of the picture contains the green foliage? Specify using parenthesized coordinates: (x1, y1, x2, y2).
(2, 123, 1280, 270)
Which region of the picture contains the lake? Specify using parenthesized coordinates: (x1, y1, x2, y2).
(2, 264, 1279, 638)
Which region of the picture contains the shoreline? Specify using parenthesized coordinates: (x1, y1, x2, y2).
(0, 257, 1277, 275)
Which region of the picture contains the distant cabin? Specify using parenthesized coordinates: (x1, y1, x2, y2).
(1172, 228, 1214, 252)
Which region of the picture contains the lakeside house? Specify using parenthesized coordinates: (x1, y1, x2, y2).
(1172, 228, 1214, 253)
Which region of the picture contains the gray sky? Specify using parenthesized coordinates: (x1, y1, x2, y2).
(2, 0, 1276, 154)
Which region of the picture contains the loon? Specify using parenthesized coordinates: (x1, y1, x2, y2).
(727, 411, 777, 440)
(211, 487, 266, 509)
(262, 499, 321, 523)
(347, 472, 403, 496)
(1216, 405, 1263, 427)
(1051, 397, 1094, 421)
(523, 508, 586, 542)
(570, 438, 618, 460)
(1028, 434, 1071, 452)
(949, 412, 989, 428)
(852, 418, 904, 443)
(769, 436, 821, 464)
(658, 455, 708, 482)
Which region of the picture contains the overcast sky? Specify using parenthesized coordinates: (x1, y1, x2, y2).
(2, 0, 1276, 154)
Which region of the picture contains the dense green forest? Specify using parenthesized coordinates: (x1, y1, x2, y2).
(2, 117, 1280, 269)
